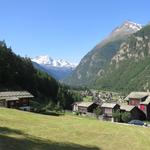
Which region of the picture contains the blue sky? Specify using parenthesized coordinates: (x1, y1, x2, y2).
(0, 0, 149, 63)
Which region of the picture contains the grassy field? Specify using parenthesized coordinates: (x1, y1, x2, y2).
(0, 108, 150, 150)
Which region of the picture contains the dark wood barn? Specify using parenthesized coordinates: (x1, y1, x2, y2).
(73, 102, 98, 114)
(125, 92, 150, 120)
(0, 91, 34, 111)
(120, 105, 146, 121)
(101, 103, 120, 120)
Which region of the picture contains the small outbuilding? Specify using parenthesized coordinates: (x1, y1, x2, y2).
(120, 105, 146, 121)
(73, 102, 98, 114)
(101, 103, 120, 120)
(0, 91, 34, 111)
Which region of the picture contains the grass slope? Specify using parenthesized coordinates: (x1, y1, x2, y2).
(0, 108, 150, 150)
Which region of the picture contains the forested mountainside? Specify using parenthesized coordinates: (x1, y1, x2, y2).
(64, 39, 124, 86)
(95, 25, 150, 92)
(64, 21, 142, 89)
(0, 41, 81, 110)
(64, 22, 150, 93)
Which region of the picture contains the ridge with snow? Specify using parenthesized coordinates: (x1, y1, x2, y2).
(32, 55, 77, 80)
(32, 55, 77, 68)
(112, 20, 142, 35)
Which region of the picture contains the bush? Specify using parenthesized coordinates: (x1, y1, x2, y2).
(93, 106, 102, 119)
(75, 111, 80, 115)
(121, 112, 131, 123)
(112, 110, 121, 122)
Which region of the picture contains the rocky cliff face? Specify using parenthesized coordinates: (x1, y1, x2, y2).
(111, 36, 150, 64)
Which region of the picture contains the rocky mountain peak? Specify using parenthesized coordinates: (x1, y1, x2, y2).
(95, 21, 142, 50)
(112, 20, 142, 35)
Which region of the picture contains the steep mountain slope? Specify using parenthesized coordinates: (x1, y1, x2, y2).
(32, 55, 76, 80)
(95, 25, 150, 92)
(0, 41, 58, 102)
(64, 21, 142, 87)
(32, 61, 50, 74)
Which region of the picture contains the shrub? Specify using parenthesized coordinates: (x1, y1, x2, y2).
(93, 106, 102, 119)
(112, 110, 121, 122)
(121, 112, 131, 123)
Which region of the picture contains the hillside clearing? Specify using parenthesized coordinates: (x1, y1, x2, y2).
(0, 108, 150, 150)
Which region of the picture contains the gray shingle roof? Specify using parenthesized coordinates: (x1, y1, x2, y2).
(0, 91, 34, 100)
(140, 96, 150, 105)
(101, 103, 117, 108)
(120, 105, 135, 111)
(77, 102, 94, 107)
(5, 97, 19, 101)
(124, 92, 148, 100)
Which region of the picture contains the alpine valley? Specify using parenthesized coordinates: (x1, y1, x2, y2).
(32, 55, 77, 80)
(64, 21, 150, 93)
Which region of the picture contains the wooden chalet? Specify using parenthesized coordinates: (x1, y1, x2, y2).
(120, 105, 146, 121)
(73, 102, 98, 114)
(101, 103, 120, 120)
(125, 92, 150, 120)
(140, 96, 150, 120)
(125, 92, 148, 106)
(0, 91, 34, 111)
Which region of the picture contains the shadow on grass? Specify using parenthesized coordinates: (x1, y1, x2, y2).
(0, 127, 101, 150)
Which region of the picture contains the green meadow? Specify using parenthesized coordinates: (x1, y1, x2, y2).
(0, 108, 150, 150)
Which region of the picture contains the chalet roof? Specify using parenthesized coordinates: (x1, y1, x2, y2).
(124, 92, 149, 100)
(140, 96, 150, 105)
(0, 91, 34, 100)
(101, 103, 118, 108)
(120, 105, 135, 111)
(77, 102, 94, 107)
(5, 97, 19, 101)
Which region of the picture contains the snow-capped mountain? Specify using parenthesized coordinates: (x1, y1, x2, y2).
(63, 20, 143, 86)
(32, 55, 77, 80)
(95, 20, 142, 50)
(32, 55, 76, 68)
(111, 20, 142, 35)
